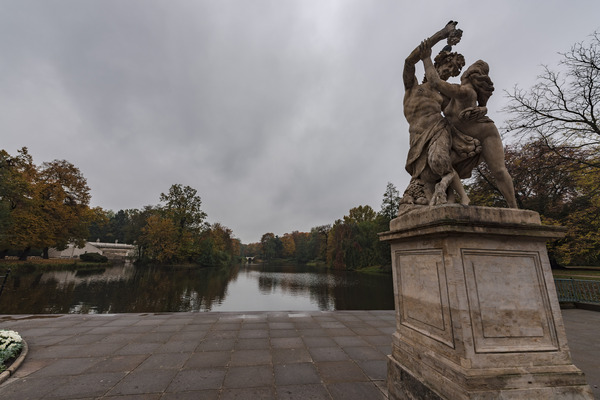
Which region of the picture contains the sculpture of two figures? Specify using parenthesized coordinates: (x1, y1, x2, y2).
(399, 21, 517, 215)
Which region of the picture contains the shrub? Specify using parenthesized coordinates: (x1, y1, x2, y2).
(0, 330, 23, 372)
(79, 252, 108, 263)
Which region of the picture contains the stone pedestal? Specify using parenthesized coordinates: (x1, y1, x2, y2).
(379, 205, 593, 399)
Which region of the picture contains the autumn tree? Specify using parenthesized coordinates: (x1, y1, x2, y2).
(0, 148, 38, 258)
(158, 184, 208, 261)
(281, 233, 296, 259)
(466, 139, 600, 265)
(36, 159, 97, 258)
(0, 149, 97, 259)
(139, 214, 179, 264)
(556, 164, 600, 265)
(467, 139, 584, 214)
(504, 31, 600, 169)
(242, 242, 262, 258)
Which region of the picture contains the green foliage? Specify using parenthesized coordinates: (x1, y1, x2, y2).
(326, 210, 390, 271)
(79, 252, 108, 263)
(260, 233, 282, 262)
(159, 184, 207, 234)
(380, 182, 401, 220)
(0, 330, 23, 372)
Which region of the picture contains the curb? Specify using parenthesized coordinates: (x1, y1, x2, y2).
(0, 339, 28, 385)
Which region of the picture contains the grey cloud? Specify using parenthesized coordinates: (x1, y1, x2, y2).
(1, 1, 599, 242)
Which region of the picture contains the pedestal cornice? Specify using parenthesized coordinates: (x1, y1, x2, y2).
(379, 205, 566, 242)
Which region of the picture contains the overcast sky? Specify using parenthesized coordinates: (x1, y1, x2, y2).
(1, 1, 599, 243)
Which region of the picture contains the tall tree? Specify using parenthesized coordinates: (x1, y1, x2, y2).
(380, 182, 401, 220)
(139, 215, 179, 264)
(504, 31, 600, 168)
(159, 184, 207, 261)
(0, 148, 38, 258)
(159, 184, 207, 235)
(1, 149, 97, 259)
(309, 225, 330, 262)
(344, 205, 376, 224)
(281, 233, 296, 259)
(37, 159, 96, 257)
(326, 206, 390, 271)
(260, 233, 282, 261)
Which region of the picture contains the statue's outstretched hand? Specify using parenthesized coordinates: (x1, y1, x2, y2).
(419, 39, 432, 60)
(444, 21, 458, 32)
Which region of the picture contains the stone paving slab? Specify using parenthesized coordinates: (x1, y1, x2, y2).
(0, 309, 597, 399)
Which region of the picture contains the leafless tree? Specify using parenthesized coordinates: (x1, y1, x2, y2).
(504, 31, 600, 169)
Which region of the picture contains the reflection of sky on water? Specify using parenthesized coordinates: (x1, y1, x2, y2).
(212, 278, 321, 311)
(210, 267, 355, 312)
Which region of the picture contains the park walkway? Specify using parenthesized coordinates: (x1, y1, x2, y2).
(0, 309, 597, 399)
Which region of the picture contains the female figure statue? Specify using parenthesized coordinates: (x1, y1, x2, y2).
(421, 40, 518, 208)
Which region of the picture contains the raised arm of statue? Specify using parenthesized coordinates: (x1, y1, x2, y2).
(421, 42, 465, 100)
(403, 21, 462, 91)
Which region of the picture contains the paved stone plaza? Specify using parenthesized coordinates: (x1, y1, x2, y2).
(0, 309, 597, 399)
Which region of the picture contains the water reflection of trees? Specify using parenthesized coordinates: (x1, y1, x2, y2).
(249, 264, 394, 311)
(0, 263, 393, 314)
(1, 264, 239, 314)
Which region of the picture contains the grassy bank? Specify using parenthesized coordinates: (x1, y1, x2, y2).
(354, 265, 392, 274)
(0, 259, 111, 272)
(552, 267, 600, 281)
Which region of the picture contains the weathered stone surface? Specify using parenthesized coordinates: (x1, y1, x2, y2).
(381, 204, 565, 242)
(399, 20, 516, 209)
(381, 206, 593, 399)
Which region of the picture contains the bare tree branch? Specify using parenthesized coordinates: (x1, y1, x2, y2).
(503, 30, 600, 168)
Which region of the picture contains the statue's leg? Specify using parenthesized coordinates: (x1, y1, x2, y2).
(430, 170, 456, 205)
(481, 132, 518, 208)
(427, 128, 455, 206)
(423, 180, 435, 203)
(450, 172, 470, 205)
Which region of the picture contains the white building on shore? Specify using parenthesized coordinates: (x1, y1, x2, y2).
(49, 239, 136, 260)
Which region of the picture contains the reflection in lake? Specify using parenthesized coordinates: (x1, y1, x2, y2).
(1, 263, 393, 314)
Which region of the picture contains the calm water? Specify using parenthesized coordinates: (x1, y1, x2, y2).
(0, 263, 394, 314)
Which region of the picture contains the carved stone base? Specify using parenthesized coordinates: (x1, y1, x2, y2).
(379, 205, 593, 399)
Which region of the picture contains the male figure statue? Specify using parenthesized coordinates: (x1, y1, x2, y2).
(401, 21, 478, 207)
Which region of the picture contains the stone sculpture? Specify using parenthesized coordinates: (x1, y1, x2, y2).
(399, 21, 517, 212)
(381, 21, 593, 399)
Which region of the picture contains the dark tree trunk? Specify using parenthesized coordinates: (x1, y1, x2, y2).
(43, 247, 49, 259)
(19, 247, 30, 261)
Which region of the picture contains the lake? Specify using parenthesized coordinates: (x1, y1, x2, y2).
(0, 263, 394, 314)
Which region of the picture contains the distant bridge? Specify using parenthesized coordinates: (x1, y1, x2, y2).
(245, 257, 255, 262)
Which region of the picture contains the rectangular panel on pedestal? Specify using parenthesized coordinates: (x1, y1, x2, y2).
(462, 249, 558, 353)
(396, 249, 454, 348)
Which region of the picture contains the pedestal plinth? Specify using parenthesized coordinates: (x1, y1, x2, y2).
(379, 205, 593, 399)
